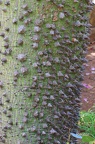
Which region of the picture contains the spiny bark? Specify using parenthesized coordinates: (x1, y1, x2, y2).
(0, 0, 92, 144)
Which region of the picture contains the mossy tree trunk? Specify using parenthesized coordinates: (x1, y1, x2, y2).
(0, 0, 92, 144)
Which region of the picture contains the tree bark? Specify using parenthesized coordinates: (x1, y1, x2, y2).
(0, 0, 92, 144)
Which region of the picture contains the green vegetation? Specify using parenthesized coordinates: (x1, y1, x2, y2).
(79, 111, 95, 144)
(66, 110, 95, 144)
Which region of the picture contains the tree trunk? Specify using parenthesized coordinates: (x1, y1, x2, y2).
(89, 5, 95, 42)
(0, 0, 92, 144)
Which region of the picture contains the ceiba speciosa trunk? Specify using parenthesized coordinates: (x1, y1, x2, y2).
(0, 0, 92, 144)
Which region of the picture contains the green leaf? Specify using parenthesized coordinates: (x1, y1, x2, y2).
(89, 141, 95, 144)
(82, 135, 95, 142)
